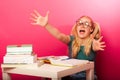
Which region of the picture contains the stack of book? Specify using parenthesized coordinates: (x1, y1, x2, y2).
(3, 44, 37, 64)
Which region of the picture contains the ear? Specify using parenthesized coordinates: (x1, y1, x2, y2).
(90, 28, 93, 33)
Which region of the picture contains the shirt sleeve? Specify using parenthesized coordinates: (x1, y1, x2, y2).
(69, 35, 74, 42)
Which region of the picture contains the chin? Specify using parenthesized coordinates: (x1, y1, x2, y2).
(79, 36, 86, 39)
(78, 34, 89, 39)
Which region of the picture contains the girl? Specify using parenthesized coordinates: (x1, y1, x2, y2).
(30, 10, 106, 80)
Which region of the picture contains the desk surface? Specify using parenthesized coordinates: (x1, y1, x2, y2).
(2, 62, 94, 79)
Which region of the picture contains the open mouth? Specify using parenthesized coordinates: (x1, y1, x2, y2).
(79, 30, 85, 33)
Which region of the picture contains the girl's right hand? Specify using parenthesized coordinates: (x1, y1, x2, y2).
(30, 10, 49, 27)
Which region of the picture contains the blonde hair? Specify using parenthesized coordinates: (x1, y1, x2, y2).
(71, 16, 101, 58)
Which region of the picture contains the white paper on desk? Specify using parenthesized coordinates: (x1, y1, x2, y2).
(49, 58, 89, 67)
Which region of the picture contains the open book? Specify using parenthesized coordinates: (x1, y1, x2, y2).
(49, 57, 89, 67)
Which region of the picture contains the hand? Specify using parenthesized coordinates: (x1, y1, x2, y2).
(92, 36, 106, 51)
(30, 10, 49, 27)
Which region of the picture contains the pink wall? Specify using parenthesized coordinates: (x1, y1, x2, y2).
(0, 0, 120, 80)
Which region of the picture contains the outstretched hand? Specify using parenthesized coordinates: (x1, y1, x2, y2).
(92, 36, 106, 51)
(30, 10, 49, 27)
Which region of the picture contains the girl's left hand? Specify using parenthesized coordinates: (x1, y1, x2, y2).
(92, 36, 106, 51)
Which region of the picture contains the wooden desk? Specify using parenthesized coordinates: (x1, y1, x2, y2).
(1, 62, 94, 80)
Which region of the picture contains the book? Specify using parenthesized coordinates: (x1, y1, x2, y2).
(3, 54, 37, 64)
(49, 58, 89, 67)
(7, 44, 32, 53)
(37, 56, 69, 64)
(5, 53, 35, 57)
(1, 59, 44, 68)
(6, 52, 32, 55)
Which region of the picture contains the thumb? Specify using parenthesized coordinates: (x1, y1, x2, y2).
(46, 11, 50, 17)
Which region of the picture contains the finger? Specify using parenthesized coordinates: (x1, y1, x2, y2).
(33, 10, 41, 17)
(100, 42, 105, 45)
(30, 13, 38, 19)
(46, 11, 50, 17)
(99, 48, 104, 51)
(98, 36, 103, 42)
(100, 45, 106, 48)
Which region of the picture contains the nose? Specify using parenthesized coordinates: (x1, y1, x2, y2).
(80, 24, 85, 28)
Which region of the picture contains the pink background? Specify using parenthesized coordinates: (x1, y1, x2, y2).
(0, 0, 120, 80)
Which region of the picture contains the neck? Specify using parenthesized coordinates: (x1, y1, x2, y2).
(80, 36, 90, 45)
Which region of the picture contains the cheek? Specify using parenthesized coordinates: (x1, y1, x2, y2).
(77, 26, 80, 33)
(77, 26, 80, 30)
(85, 29, 92, 35)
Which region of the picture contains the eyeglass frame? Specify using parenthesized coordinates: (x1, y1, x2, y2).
(76, 20, 92, 28)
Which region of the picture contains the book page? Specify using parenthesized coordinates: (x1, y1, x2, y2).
(49, 58, 89, 67)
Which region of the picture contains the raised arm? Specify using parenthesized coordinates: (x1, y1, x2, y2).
(30, 10, 70, 44)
